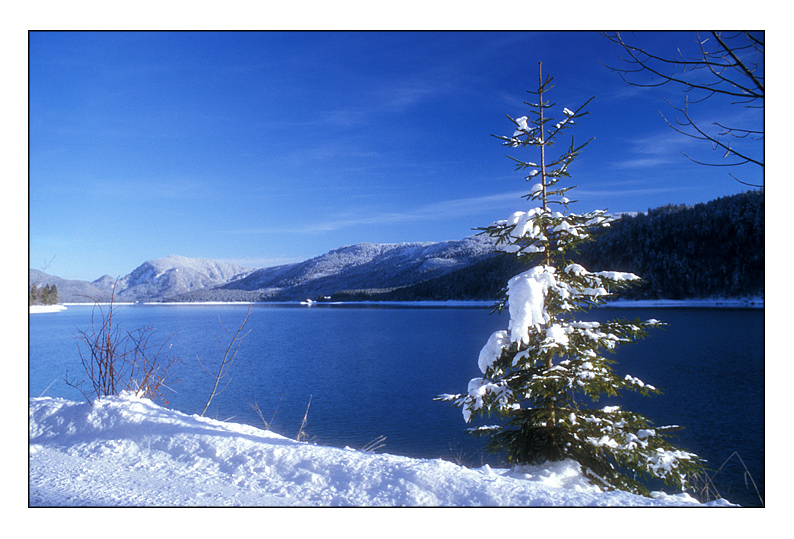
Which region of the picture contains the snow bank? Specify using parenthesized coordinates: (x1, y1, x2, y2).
(29, 394, 732, 507)
(29, 305, 67, 313)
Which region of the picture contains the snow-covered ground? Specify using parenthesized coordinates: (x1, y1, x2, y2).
(29, 393, 732, 508)
(28, 304, 68, 313)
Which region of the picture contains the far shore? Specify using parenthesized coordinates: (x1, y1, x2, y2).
(32, 296, 764, 311)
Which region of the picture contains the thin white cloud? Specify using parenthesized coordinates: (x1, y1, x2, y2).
(375, 78, 448, 113)
(227, 190, 527, 236)
(226, 178, 702, 238)
(81, 175, 219, 200)
(576, 186, 699, 198)
(610, 129, 691, 170)
(612, 156, 678, 170)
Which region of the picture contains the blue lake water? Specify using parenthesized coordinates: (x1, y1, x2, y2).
(29, 303, 764, 506)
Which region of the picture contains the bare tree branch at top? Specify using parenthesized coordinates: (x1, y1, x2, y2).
(601, 31, 764, 187)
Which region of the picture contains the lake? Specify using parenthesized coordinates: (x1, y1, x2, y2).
(28, 302, 764, 507)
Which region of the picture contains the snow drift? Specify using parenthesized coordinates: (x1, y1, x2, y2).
(29, 394, 732, 507)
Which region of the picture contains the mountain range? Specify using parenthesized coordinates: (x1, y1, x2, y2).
(29, 235, 499, 303)
(29, 190, 764, 304)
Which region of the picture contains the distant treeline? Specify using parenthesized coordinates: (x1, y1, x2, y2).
(30, 283, 60, 305)
(331, 190, 764, 302)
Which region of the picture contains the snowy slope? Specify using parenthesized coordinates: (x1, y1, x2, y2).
(28, 394, 732, 507)
(218, 235, 497, 301)
(110, 255, 254, 301)
(30, 257, 256, 303)
(31, 237, 498, 303)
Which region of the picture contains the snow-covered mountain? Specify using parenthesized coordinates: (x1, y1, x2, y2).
(103, 255, 255, 301)
(30, 236, 499, 303)
(31, 257, 256, 303)
(210, 234, 498, 301)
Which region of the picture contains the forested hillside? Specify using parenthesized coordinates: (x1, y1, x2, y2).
(578, 190, 763, 299)
(333, 190, 764, 302)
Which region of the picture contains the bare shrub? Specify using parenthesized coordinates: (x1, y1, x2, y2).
(65, 282, 180, 405)
(246, 392, 285, 431)
(691, 451, 764, 506)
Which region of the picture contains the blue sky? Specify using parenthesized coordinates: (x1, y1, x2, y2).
(29, 31, 764, 281)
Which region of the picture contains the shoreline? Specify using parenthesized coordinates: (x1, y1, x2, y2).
(41, 297, 765, 310)
(605, 297, 764, 309)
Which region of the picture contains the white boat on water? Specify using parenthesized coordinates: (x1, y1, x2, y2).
(300, 298, 315, 306)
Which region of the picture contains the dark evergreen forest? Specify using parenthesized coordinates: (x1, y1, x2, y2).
(331, 190, 764, 302)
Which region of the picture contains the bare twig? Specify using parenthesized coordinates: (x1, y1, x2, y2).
(660, 97, 763, 173)
(601, 31, 763, 180)
(362, 435, 387, 453)
(297, 395, 312, 442)
(38, 377, 59, 398)
(199, 304, 253, 416)
(247, 393, 284, 432)
(247, 399, 268, 429)
(691, 451, 764, 506)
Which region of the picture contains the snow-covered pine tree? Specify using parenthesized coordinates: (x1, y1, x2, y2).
(438, 63, 705, 496)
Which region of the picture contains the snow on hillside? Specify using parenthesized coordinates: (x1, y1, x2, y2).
(29, 393, 733, 508)
(222, 235, 498, 300)
(114, 255, 254, 300)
